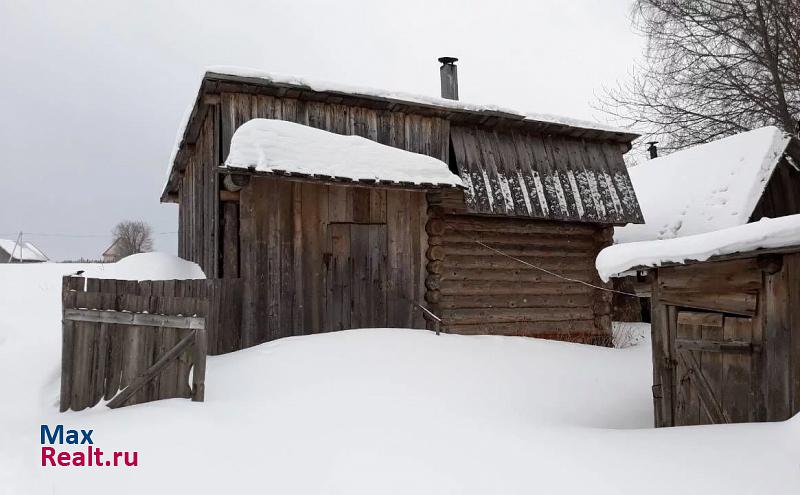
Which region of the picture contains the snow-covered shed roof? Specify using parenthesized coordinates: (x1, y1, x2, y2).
(0, 239, 49, 262)
(597, 214, 800, 281)
(615, 127, 796, 244)
(162, 66, 644, 225)
(224, 119, 463, 188)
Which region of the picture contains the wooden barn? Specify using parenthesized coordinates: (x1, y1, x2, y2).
(610, 127, 800, 322)
(161, 60, 644, 351)
(598, 215, 800, 426)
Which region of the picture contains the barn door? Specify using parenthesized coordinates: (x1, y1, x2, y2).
(325, 223, 388, 331)
(673, 310, 758, 425)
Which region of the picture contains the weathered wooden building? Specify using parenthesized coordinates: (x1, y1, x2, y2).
(610, 127, 800, 321)
(161, 61, 643, 350)
(598, 214, 800, 426)
(0, 238, 48, 263)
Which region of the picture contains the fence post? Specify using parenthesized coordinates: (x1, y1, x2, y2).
(192, 328, 207, 402)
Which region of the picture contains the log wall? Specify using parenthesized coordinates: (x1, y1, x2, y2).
(236, 177, 428, 347)
(425, 195, 614, 342)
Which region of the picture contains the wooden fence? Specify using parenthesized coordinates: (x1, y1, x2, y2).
(60, 276, 242, 411)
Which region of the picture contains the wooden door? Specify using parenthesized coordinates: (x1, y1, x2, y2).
(325, 223, 388, 331)
(673, 310, 759, 425)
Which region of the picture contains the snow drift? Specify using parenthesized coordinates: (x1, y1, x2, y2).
(1, 260, 798, 495)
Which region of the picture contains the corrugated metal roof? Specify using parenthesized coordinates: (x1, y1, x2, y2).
(450, 126, 644, 224)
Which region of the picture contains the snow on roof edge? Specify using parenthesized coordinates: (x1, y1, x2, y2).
(597, 214, 800, 281)
(163, 66, 638, 197)
(223, 119, 463, 188)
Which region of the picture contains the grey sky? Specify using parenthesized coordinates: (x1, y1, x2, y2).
(0, 0, 643, 261)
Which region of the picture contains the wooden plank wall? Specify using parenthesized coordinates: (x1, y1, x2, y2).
(61, 277, 205, 411)
(219, 92, 450, 164)
(238, 177, 428, 347)
(423, 204, 613, 342)
(650, 252, 800, 426)
(178, 106, 219, 278)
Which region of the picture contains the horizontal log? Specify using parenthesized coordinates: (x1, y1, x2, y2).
(435, 293, 594, 310)
(64, 308, 206, 330)
(441, 307, 595, 325)
(444, 319, 598, 336)
(439, 280, 594, 296)
(426, 219, 447, 236)
(438, 231, 597, 249)
(435, 267, 596, 284)
(660, 290, 757, 317)
(440, 215, 600, 236)
(442, 255, 595, 272)
(220, 190, 240, 202)
(433, 242, 595, 258)
(426, 245, 446, 261)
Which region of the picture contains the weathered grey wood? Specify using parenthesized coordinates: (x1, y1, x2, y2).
(677, 348, 731, 424)
(59, 319, 75, 412)
(107, 330, 197, 409)
(64, 308, 205, 330)
(674, 338, 755, 353)
(191, 328, 207, 402)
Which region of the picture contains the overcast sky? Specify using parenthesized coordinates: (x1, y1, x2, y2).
(0, 0, 643, 261)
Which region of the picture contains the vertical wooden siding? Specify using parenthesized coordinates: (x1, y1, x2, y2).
(238, 177, 427, 347)
(178, 106, 219, 278)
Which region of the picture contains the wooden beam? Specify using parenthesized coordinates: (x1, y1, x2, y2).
(107, 330, 197, 409)
(220, 190, 240, 202)
(191, 328, 207, 402)
(64, 308, 205, 330)
(674, 338, 756, 353)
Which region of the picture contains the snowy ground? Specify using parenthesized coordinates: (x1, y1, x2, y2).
(1, 258, 798, 494)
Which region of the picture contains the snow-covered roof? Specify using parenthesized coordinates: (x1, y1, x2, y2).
(223, 119, 463, 188)
(597, 214, 800, 280)
(615, 127, 793, 244)
(0, 239, 48, 262)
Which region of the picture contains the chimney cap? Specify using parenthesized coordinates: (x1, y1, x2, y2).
(438, 57, 458, 65)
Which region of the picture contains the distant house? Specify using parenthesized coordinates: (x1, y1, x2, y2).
(610, 126, 800, 319)
(102, 238, 126, 263)
(0, 238, 48, 263)
(160, 61, 643, 350)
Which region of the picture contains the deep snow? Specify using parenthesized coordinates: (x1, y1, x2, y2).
(1, 259, 798, 494)
(224, 119, 462, 187)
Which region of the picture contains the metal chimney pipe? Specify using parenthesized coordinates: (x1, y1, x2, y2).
(646, 141, 659, 159)
(438, 57, 459, 100)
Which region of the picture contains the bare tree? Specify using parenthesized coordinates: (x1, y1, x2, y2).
(600, 0, 800, 153)
(111, 220, 153, 258)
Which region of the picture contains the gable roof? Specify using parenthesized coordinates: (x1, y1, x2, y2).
(0, 239, 48, 262)
(102, 238, 124, 257)
(615, 127, 797, 244)
(163, 66, 643, 224)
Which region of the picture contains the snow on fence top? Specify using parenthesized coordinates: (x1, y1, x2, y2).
(615, 126, 792, 244)
(596, 214, 800, 281)
(0, 239, 48, 262)
(223, 119, 463, 187)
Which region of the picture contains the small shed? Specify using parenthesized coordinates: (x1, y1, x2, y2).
(161, 62, 644, 350)
(102, 239, 126, 263)
(611, 127, 800, 321)
(0, 238, 48, 263)
(598, 215, 800, 426)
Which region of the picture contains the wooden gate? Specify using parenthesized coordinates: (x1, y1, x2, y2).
(325, 223, 388, 330)
(60, 276, 243, 411)
(672, 309, 760, 425)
